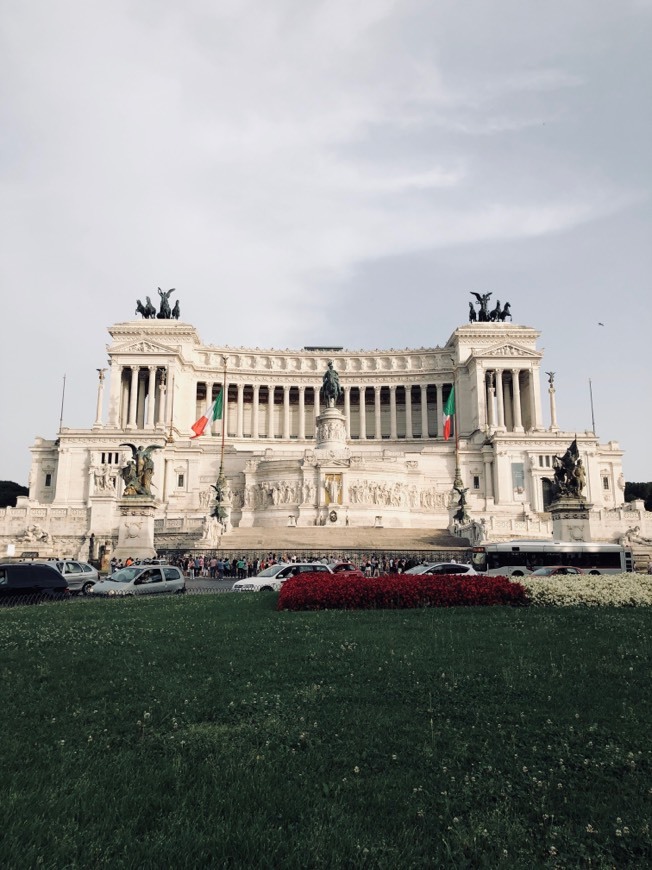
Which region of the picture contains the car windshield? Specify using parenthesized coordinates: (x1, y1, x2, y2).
(108, 567, 140, 583)
(256, 565, 284, 578)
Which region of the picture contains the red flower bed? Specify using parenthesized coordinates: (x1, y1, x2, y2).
(277, 572, 527, 611)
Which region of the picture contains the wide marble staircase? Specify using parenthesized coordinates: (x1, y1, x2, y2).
(218, 526, 467, 552)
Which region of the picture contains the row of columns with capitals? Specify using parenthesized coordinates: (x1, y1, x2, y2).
(199, 381, 453, 440)
(484, 368, 539, 433)
(105, 365, 171, 430)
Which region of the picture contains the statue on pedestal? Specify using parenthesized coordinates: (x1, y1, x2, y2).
(469, 292, 512, 322)
(119, 444, 161, 496)
(321, 361, 342, 407)
(453, 484, 470, 523)
(135, 296, 156, 319)
(546, 439, 585, 500)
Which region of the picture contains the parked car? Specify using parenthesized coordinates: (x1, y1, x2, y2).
(233, 562, 334, 592)
(403, 562, 477, 576)
(90, 565, 186, 596)
(0, 562, 70, 604)
(530, 566, 585, 576)
(44, 559, 99, 594)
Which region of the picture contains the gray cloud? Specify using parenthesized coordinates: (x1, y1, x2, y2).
(1, 0, 650, 480)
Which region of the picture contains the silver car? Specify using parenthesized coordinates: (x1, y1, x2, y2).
(90, 565, 186, 596)
(45, 560, 99, 594)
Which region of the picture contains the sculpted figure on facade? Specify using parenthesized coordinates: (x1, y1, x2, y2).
(324, 475, 342, 504)
(119, 444, 161, 496)
(135, 296, 156, 319)
(157, 287, 175, 319)
(200, 515, 221, 545)
(92, 466, 116, 494)
(470, 291, 492, 322)
(21, 524, 52, 545)
(547, 439, 585, 500)
(469, 292, 512, 323)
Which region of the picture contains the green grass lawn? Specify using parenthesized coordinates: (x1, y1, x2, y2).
(1, 596, 651, 868)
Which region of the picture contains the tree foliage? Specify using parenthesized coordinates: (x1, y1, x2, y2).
(0, 481, 28, 508)
(624, 482, 652, 512)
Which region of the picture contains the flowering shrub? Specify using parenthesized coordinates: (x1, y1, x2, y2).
(520, 573, 652, 607)
(277, 572, 528, 611)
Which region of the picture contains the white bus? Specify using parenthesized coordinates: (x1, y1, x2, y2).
(471, 540, 634, 577)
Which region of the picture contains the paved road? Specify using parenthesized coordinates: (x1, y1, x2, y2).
(186, 578, 238, 593)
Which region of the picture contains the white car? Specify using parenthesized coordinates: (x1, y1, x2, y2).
(233, 562, 333, 592)
(403, 562, 477, 576)
(90, 565, 186, 596)
(44, 559, 99, 594)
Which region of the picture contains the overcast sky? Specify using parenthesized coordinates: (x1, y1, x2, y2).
(1, 0, 650, 484)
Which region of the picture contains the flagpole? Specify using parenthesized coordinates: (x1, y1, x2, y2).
(58, 374, 67, 433)
(219, 355, 228, 477)
(212, 355, 229, 531)
(452, 374, 463, 489)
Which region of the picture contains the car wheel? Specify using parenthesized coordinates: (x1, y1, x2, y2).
(512, 571, 524, 577)
(82, 581, 95, 595)
(38, 590, 56, 603)
(260, 586, 273, 592)
(589, 570, 600, 575)
(175, 588, 186, 595)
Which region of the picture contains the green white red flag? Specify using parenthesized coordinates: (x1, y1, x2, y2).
(443, 387, 455, 440)
(191, 391, 223, 439)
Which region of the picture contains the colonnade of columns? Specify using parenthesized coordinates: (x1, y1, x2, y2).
(195, 381, 454, 442)
(105, 364, 540, 439)
(484, 368, 539, 433)
(113, 366, 169, 430)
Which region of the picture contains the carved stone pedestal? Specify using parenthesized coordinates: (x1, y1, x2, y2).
(549, 497, 593, 543)
(113, 497, 157, 560)
(315, 405, 346, 450)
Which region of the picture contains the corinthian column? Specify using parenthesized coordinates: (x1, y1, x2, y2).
(252, 384, 260, 438)
(512, 368, 523, 432)
(283, 385, 291, 439)
(267, 386, 275, 439)
(420, 384, 428, 439)
(496, 371, 505, 430)
(236, 383, 245, 438)
(405, 385, 413, 439)
(127, 367, 138, 429)
(298, 386, 305, 439)
(146, 366, 157, 429)
(93, 368, 106, 429)
(343, 386, 350, 438)
(374, 386, 382, 439)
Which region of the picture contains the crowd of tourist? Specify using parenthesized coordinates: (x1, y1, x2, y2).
(106, 553, 424, 578)
(165, 553, 421, 578)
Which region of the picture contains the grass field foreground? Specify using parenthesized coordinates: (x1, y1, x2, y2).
(1, 595, 651, 868)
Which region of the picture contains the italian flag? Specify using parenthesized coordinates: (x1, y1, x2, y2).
(191, 391, 223, 438)
(443, 386, 455, 441)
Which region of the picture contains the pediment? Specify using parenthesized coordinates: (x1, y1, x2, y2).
(110, 339, 178, 356)
(479, 342, 542, 360)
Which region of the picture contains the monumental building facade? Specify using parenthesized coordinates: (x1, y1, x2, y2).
(2, 313, 643, 559)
